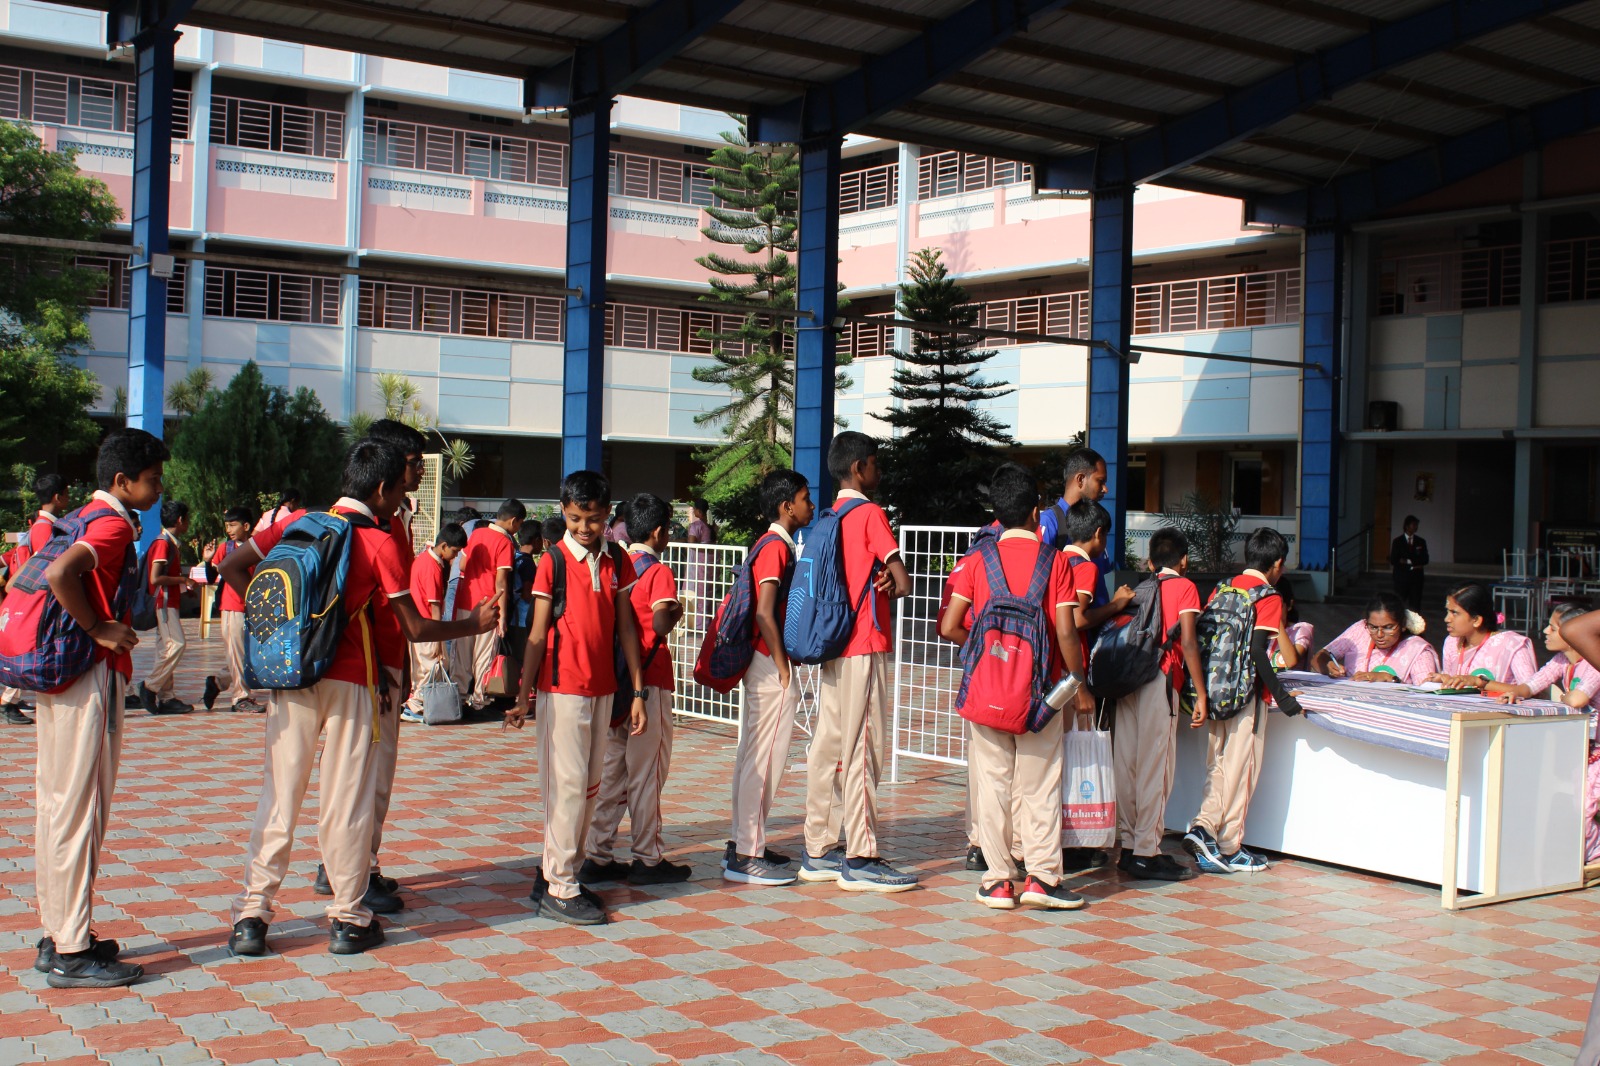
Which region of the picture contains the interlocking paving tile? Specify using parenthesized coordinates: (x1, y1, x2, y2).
(1, 620, 1598, 1063)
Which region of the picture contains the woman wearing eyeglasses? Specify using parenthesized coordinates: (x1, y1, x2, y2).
(1311, 591, 1439, 685)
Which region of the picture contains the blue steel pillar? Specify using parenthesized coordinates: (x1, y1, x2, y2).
(1299, 226, 1343, 570)
(561, 99, 611, 478)
(1088, 185, 1132, 564)
(795, 136, 842, 504)
(128, 29, 176, 441)
(128, 27, 177, 547)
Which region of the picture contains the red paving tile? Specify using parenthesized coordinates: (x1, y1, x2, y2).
(0, 618, 1594, 1065)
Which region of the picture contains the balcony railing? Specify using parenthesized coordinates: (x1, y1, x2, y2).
(77, 254, 188, 314)
(840, 163, 898, 215)
(1547, 237, 1600, 304)
(204, 267, 340, 325)
(363, 117, 566, 187)
(0, 64, 192, 136)
(917, 151, 1032, 201)
(1375, 245, 1520, 316)
(1134, 268, 1301, 334)
(211, 95, 344, 159)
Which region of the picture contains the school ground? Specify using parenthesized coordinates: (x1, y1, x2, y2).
(0, 622, 1596, 1066)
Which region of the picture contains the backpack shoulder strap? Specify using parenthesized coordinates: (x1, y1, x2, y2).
(1047, 502, 1070, 547)
(975, 536, 1009, 601)
(547, 542, 567, 620)
(1023, 541, 1055, 603)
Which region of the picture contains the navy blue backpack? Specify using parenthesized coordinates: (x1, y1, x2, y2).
(694, 532, 791, 693)
(784, 498, 878, 665)
(243, 510, 375, 690)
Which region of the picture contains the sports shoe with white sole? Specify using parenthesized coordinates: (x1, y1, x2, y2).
(976, 880, 1016, 909)
(1223, 847, 1270, 873)
(797, 848, 846, 883)
(723, 854, 797, 886)
(838, 857, 918, 893)
(1019, 876, 1085, 910)
(1182, 824, 1232, 875)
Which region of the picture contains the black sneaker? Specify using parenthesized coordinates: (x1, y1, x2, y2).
(329, 918, 385, 955)
(1062, 847, 1109, 872)
(2, 703, 32, 725)
(628, 858, 692, 885)
(154, 698, 194, 715)
(46, 949, 143, 988)
(539, 888, 607, 926)
(137, 681, 158, 715)
(202, 676, 220, 711)
(1019, 875, 1086, 911)
(124, 692, 144, 711)
(312, 864, 332, 895)
(964, 844, 986, 871)
(724, 840, 795, 868)
(34, 933, 120, 973)
(527, 865, 546, 902)
(362, 873, 403, 914)
(372, 870, 399, 895)
(229, 917, 269, 957)
(1118, 851, 1197, 882)
(577, 858, 631, 884)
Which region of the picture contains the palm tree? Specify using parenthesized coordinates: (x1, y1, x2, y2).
(165, 367, 215, 417)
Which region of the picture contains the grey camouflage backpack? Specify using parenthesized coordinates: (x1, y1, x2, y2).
(1189, 582, 1279, 721)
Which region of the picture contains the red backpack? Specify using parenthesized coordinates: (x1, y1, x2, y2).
(954, 538, 1057, 735)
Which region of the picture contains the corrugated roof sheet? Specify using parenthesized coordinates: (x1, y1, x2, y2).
(57, 0, 1600, 201)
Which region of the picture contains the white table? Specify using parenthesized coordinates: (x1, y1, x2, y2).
(1165, 677, 1589, 909)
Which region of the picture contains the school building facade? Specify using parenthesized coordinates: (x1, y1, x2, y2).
(4, 1, 1598, 569)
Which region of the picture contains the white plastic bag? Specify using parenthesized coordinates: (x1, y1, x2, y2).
(418, 661, 461, 725)
(1061, 726, 1116, 848)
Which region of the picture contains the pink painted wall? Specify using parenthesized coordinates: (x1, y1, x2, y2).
(361, 202, 565, 269)
(206, 151, 349, 246)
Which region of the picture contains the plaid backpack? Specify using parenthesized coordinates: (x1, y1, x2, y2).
(1187, 582, 1279, 721)
(694, 532, 791, 693)
(0, 503, 138, 693)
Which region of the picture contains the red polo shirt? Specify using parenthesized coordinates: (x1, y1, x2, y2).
(530, 537, 637, 697)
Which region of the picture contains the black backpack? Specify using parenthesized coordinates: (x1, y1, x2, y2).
(544, 539, 629, 690)
(1087, 573, 1175, 701)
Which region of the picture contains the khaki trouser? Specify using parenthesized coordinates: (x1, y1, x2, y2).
(148, 607, 186, 700)
(231, 679, 380, 927)
(1, 685, 23, 705)
(369, 664, 403, 867)
(586, 686, 674, 864)
(219, 610, 251, 706)
(469, 628, 500, 707)
(806, 651, 888, 859)
(969, 710, 1066, 888)
(731, 652, 799, 858)
(451, 610, 474, 698)
(406, 637, 449, 713)
(537, 692, 610, 899)
(1114, 675, 1179, 857)
(34, 661, 122, 954)
(1193, 698, 1267, 855)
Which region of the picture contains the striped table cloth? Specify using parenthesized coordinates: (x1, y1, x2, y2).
(1276, 671, 1572, 761)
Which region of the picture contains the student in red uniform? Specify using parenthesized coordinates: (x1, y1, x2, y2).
(460, 499, 525, 711)
(34, 428, 166, 988)
(403, 523, 468, 721)
(333, 418, 427, 910)
(582, 493, 690, 885)
(202, 507, 262, 713)
(1114, 527, 1205, 882)
(941, 463, 1094, 912)
(1, 472, 71, 724)
(1183, 527, 1302, 876)
(506, 470, 648, 927)
(799, 432, 914, 892)
(222, 441, 497, 959)
(1059, 499, 1128, 871)
(138, 500, 193, 715)
(724, 469, 813, 887)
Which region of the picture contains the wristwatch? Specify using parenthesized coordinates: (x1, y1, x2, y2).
(632, 689, 649, 701)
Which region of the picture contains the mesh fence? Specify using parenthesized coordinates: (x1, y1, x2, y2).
(890, 526, 978, 778)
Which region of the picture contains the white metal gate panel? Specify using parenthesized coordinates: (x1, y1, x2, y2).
(891, 525, 978, 779)
(663, 541, 745, 727)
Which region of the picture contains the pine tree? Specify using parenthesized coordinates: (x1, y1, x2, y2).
(878, 248, 1017, 525)
(689, 120, 848, 539)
